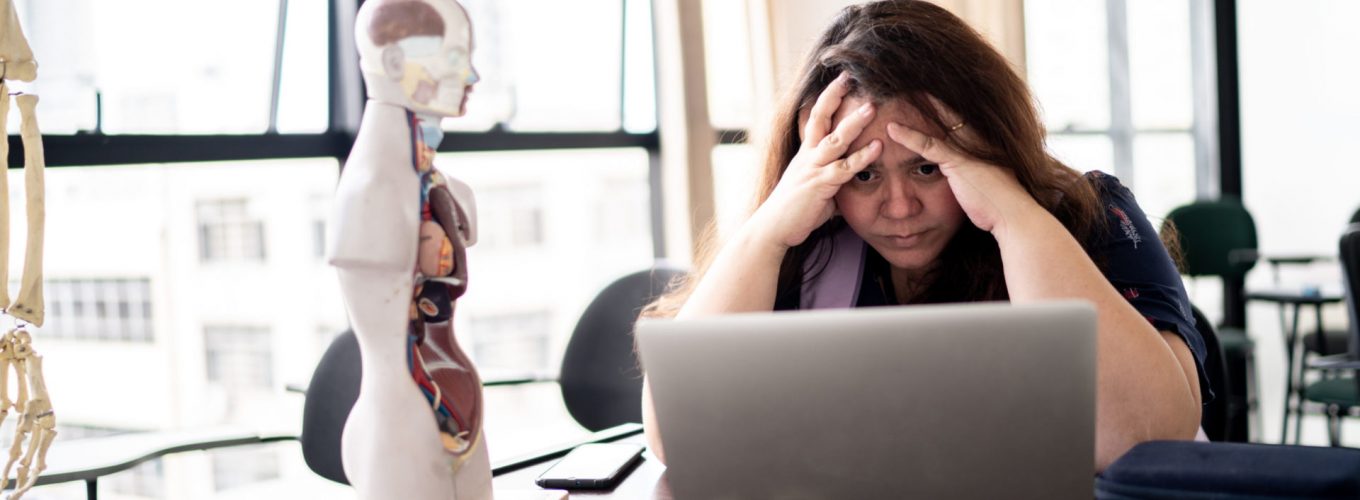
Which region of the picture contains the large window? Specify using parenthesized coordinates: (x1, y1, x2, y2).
(1025, 0, 1204, 220)
(446, 148, 656, 379)
(1237, 0, 1360, 445)
(13, 0, 666, 496)
(8, 0, 327, 134)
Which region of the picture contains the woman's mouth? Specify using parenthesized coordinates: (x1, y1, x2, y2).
(883, 230, 929, 248)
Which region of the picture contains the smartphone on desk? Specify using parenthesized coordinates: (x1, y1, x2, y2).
(535, 443, 645, 490)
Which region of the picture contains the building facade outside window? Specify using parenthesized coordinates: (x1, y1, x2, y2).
(203, 325, 274, 392)
(41, 278, 153, 342)
(196, 199, 267, 263)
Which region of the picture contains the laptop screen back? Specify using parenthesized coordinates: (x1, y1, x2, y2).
(637, 301, 1096, 500)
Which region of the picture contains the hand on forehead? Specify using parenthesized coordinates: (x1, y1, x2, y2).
(798, 93, 956, 145)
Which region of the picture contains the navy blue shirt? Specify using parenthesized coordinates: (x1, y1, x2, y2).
(778, 171, 1211, 402)
(1084, 171, 1209, 401)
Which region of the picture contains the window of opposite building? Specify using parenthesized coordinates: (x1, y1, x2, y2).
(40, 278, 154, 342)
(203, 325, 274, 392)
(197, 199, 267, 263)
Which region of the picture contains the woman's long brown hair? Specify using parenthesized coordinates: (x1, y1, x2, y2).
(643, 0, 1106, 318)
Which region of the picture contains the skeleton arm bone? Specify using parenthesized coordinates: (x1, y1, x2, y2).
(10, 94, 43, 325)
(0, 89, 10, 309)
(0, 0, 38, 83)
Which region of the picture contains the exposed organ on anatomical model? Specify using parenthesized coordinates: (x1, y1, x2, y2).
(328, 0, 492, 498)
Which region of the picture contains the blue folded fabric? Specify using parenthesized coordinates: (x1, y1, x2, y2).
(1096, 441, 1360, 500)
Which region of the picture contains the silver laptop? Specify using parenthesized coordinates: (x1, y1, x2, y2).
(637, 301, 1096, 500)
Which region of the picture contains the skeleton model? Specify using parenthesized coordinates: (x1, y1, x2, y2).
(327, 0, 492, 498)
(0, 1, 53, 499)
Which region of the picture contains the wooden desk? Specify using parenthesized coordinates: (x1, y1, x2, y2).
(493, 426, 671, 499)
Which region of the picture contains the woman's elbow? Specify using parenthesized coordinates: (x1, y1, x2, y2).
(642, 378, 668, 466)
(644, 423, 667, 466)
(1096, 402, 1201, 472)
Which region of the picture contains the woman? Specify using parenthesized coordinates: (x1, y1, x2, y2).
(641, 0, 1206, 472)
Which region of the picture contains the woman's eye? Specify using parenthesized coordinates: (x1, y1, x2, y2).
(853, 170, 877, 182)
(915, 164, 940, 176)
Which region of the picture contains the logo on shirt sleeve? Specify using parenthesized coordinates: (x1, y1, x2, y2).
(1109, 205, 1142, 249)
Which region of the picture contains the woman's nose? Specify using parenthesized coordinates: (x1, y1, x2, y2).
(880, 180, 922, 219)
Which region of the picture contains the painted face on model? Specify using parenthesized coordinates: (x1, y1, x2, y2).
(359, 0, 480, 118)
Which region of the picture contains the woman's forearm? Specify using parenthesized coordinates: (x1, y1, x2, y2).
(675, 222, 789, 318)
(645, 220, 790, 465)
(995, 204, 1201, 472)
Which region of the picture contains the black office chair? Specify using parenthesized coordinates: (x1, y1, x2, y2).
(558, 266, 686, 431)
(299, 329, 362, 485)
(1191, 304, 1232, 442)
(299, 266, 685, 484)
(1303, 224, 1360, 447)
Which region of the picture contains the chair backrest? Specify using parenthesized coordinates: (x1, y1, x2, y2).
(1189, 305, 1230, 442)
(1341, 224, 1360, 359)
(559, 267, 685, 432)
(1164, 199, 1258, 278)
(300, 330, 361, 485)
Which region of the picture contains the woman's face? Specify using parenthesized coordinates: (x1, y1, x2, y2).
(829, 97, 968, 278)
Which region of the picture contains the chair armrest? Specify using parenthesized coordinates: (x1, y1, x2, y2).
(482, 370, 558, 387)
(483, 376, 558, 387)
(1263, 253, 1334, 266)
(1227, 248, 1261, 265)
(1307, 354, 1360, 371)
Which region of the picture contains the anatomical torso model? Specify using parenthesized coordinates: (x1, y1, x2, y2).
(326, 0, 491, 498)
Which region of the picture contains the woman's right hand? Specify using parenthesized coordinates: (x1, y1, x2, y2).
(749, 72, 883, 249)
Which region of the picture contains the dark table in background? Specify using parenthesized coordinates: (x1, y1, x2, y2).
(1246, 288, 1345, 444)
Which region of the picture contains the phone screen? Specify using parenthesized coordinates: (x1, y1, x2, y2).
(535, 443, 645, 490)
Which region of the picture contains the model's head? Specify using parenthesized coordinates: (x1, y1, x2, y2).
(356, 0, 480, 117)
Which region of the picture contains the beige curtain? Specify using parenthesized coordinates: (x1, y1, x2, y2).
(756, 0, 1027, 107)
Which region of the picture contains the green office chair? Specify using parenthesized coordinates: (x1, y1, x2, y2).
(1163, 199, 1258, 326)
(1164, 198, 1259, 442)
(1303, 224, 1360, 447)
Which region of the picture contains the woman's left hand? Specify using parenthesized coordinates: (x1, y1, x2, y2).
(885, 120, 1042, 237)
